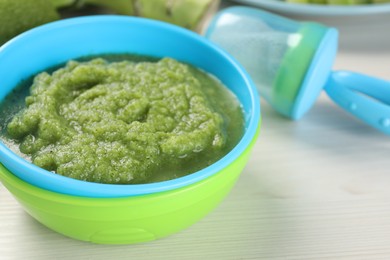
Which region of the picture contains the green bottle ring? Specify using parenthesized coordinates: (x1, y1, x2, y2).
(272, 22, 328, 117)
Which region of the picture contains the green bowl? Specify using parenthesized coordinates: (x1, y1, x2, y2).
(0, 131, 258, 244)
(0, 15, 261, 244)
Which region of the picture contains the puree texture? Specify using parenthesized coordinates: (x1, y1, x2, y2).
(3, 56, 244, 184)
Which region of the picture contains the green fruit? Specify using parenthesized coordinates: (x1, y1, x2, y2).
(51, 0, 76, 8)
(77, 0, 134, 15)
(0, 0, 60, 45)
(326, 0, 350, 4)
(310, 0, 327, 4)
(78, 0, 219, 32)
(327, 0, 370, 4)
(286, 0, 311, 3)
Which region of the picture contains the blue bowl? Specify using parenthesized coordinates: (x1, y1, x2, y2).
(0, 16, 260, 198)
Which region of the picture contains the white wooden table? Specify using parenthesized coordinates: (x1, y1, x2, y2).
(1, 2, 390, 259)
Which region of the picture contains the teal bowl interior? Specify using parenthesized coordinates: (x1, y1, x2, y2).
(0, 16, 260, 198)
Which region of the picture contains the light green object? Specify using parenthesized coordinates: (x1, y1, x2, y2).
(310, 0, 327, 4)
(286, 0, 374, 4)
(0, 126, 259, 244)
(326, 0, 370, 4)
(272, 23, 327, 117)
(286, 0, 311, 3)
(77, 0, 134, 14)
(50, 0, 75, 8)
(326, 0, 353, 4)
(77, 0, 219, 32)
(0, 0, 219, 46)
(0, 0, 60, 45)
(135, 0, 219, 31)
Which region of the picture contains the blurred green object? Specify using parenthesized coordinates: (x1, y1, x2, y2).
(0, 0, 219, 46)
(76, 0, 134, 14)
(78, 0, 220, 32)
(285, 0, 390, 4)
(51, 0, 75, 8)
(0, 0, 60, 45)
(327, 0, 369, 5)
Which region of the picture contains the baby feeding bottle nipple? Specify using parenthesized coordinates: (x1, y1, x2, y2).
(205, 6, 390, 135)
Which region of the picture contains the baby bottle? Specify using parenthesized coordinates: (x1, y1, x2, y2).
(205, 6, 390, 135)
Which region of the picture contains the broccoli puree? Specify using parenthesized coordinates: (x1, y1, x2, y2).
(0, 55, 244, 184)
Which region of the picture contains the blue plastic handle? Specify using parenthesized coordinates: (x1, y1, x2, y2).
(325, 71, 390, 135)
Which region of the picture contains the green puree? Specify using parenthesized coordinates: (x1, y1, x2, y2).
(1, 56, 244, 184)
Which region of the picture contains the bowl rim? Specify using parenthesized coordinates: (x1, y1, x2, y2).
(0, 15, 261, 198)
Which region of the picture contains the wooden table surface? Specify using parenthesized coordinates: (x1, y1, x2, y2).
(1, 1, 390, 259)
